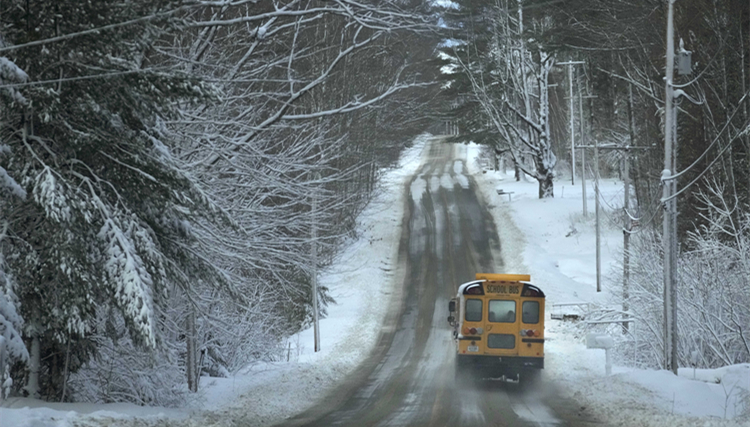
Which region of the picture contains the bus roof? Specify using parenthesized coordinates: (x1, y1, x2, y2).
(475, 273, 531, 282)
(457, 280, 484, 296)
(456, 275, 543, 298)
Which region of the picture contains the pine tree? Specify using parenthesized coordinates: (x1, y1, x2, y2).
(437, 0, 559, 197)
(0, 0, 214, 400)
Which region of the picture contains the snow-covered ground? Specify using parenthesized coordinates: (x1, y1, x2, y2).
(2, 135, 749, 427)
(463, 143, 750, 427)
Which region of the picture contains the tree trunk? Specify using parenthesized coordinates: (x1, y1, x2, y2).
(538, 172, 554, 198)
(25, 334, 40, 398)
(186, 309, 198, 393)
(60, 339, 71, 402)
(536, 56, 555, 198)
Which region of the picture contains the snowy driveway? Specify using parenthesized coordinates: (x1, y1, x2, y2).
(282, 139, 599, 427)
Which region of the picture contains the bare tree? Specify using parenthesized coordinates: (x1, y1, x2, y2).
(447, 0, 557, 197)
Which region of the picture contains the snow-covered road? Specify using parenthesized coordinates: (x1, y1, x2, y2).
(279, 138, 598, 427)
(3, 135, 748, 427)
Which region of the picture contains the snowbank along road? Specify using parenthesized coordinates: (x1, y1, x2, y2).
(283, 138, 600, 427)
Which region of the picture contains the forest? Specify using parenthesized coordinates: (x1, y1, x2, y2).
(437, 0, 750, 373)
(0, 0, 441, 405)
(1, 0, 749, 407)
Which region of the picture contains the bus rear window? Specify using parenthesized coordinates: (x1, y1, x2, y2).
(522, 301, 540, 324)
(489, 300, 515, 323)
(465, 299, 482, 322)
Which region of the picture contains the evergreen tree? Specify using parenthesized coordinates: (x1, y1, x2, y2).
(437, 0, 559, 197)
(0, 0, 214, 400)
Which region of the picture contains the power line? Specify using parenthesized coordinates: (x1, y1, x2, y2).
(665, 121, 750, 202)
(0, 68, 182, 90)
(0, 8, 188, 55)
(625, 192, 664, 235)
(665, 90, 750, 182)
(588, 175, 659, 233)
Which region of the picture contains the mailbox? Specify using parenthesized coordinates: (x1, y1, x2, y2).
(587, 333, 613, 349)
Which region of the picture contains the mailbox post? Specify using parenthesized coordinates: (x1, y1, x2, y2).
(587, 333, 614, 376)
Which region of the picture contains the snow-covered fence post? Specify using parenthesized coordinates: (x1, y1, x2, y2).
(690, 350, 699, 379)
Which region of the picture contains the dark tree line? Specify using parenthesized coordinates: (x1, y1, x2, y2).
(0, 0, 441, 404)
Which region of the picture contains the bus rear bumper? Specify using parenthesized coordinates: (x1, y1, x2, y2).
(456, 354, 543, 377)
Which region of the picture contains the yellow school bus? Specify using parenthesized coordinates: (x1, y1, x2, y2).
(447, 273, 545, 382)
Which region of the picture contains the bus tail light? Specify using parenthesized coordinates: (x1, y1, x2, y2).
(462, 327, 484, 336)
(521, 329, 538, 337)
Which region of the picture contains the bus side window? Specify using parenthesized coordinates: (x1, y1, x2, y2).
(522, 301, 540, 324)
(465, 299, 482, 322)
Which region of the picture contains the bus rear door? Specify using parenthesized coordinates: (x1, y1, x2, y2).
(483, 281, 522, 358)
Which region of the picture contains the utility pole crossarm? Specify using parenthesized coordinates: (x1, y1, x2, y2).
(576, 145, 655, 149)
(564, 96, 598, 100)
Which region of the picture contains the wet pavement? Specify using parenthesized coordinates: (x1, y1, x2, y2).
(282, 139, 600, 427)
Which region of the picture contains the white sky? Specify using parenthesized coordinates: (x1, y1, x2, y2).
(2, 135, 748, 427)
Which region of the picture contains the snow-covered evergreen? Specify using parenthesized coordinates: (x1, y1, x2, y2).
(0, 0, 431, 405)
(438, 0, 558, 198)
(0, 244, 28, 401)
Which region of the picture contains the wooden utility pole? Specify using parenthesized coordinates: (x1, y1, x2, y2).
(312, 173, 320, 352)
(560, 60, 585, 185)
(562, 64, 591, 216)
(579, 75, 586, 216)
(595, 136, 601, 292)
(578, 144, 652, 295)
(623, 84, 635, 332)
(662, 0, 678, 375)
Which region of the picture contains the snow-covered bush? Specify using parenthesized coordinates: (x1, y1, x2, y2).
(598, 180, 750, 370)
(68, 279, 291, 407)
(677, 182, 750, 367)
(68, 308, 187, 407)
